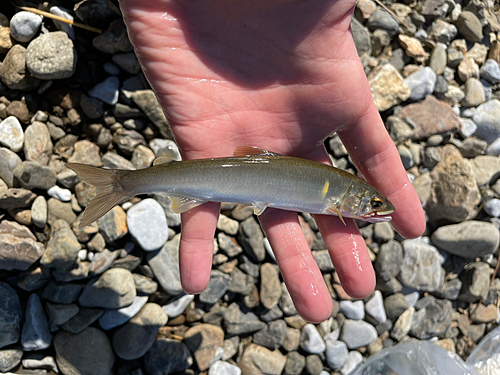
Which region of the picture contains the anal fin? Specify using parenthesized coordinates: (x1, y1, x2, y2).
(253, 202, 269, 216)
(170, 196, 207, 213)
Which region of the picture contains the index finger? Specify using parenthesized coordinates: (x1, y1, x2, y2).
(338, 103, 426, 239)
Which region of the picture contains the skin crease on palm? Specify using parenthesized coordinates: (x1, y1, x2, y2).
(119, 0, 426, 322)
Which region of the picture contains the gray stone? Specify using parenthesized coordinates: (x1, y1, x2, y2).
(462, 78, 486, 107)
(398, 145, 414, 169)
(470, 155, 500, 186)
(404, 67, 436, 101)
(26, 32, 76, 79)
(460, 118, 478, 138)
(131, 145, 155, 169)
(40, 220, 80, 272)
(127, 198, 168, 251)
(484, 199, 500, 217)
(400, 238, 442, 292)
(21, 294, 51, 351)
(132, 273, 157, 294)
(472, 99, 500, 143)
(223, 303, 266, 335)
(384, 293, 409, 321)
(238, 344, 286, 375)
(339, 300, 365, 320)
(429, 43, 447, 74)
(54, 327, 114, 375)
(10, 11, 42, 42)
(97, 206, 128, 243)
(60, 307, 104, 334)
(0, 116, 24, 152)
(112, 303, 168, 360)
(143, 338, 193, 375)
(13, 161, 56, 190)
(459, 262, 490, 302)
(0, 147, 22, 187)
(0, 282, 22, 349)
(305, 355, 322, 375)
(341, 351, 363, 375)
(456, 11, 483, 42)
(79, 268, 136, 308)
(218, 232, 243, 257)
(0, 221, 44, 271)
(480, 59, 500, 84)
(200, 270, 232, 304)
(429, 19, 457, 44)
(147, 234, 182, 295)
(373, 222, 394, 241)
(162, 294, 195, 318)
(325, 340, 348, 370)
(431, 221, 500, 258)
(391, 306, 414, 341)
(80, 94, 103, 119)
(351, 18, 371, 57)
(44, 302, 79, 325)
(49, 6, 75, 39)
(132, 90, 173, 139)
(92, 19, 131, 54)
(0, 347, 23, 372)
(42, 281, 83, 304)
(99, 295, 148, 330)
(209, 361, 242, 375)
(300, 324, 326, 354)
(112, 52, 141, 74)
(365, 290, 387, 323)
(31, 196, 47, 229)
(367, 10, 399, 36)
(410, 297, 452, 339)
(227, 267, 255, 295)
(283, 352, 305, 375)
(89, 76, 120, 105)
(239, 217, 265, 262)
(253, 320, 287, 350)
(340, 320, 378, 349)
(486, 138, 500, 156)
(375, 240, 403, 281)
(185, 324, 224, 370)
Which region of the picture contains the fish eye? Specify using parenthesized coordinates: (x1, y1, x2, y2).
(371, 197, 384, 208)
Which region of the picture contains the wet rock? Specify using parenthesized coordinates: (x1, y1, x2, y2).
(40, 220, 80, 272)
(340, 320, 378, 349)
(185, 324, 224, 371)
(0, 282, 22, 349)
(399, 96, 460, 140)
(426, 145, 480, 222)
(26, 32, 77, 80)
(432, 221, 499, 258)
(97, 206, 127, 243)
(127, 198, 168, 251)
(21, 294, 51, 351)
(10, 11, 42, 42)
(368, 63, 411, 111)
(0, 116, 24, 152)
(400, 238, 442, 292)
(0, 147, 22, 188)
(54, 327, 114, 375)
(147, 234, 182, 295)
(200, 270, 232, 304)
(238, 344, 286, 375)
(143, 338, 193, 375)
(112, 303, 167, 360)
(79, 268, 136, 308)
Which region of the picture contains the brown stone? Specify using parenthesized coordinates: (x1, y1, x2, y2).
(0, 27, 13, 53)
(368, 64, 411, 111)
(184, 324, 224, 371)
(398, 35, 429, 63)
(399, 95, 460, 140)
(0, 188, 37, 210)
(0, 44, 35, 90)
(0, 221, 44, 271)
(470, 303, 498, 323)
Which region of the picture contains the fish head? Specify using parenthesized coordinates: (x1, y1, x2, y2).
(341, 183, 395, 222)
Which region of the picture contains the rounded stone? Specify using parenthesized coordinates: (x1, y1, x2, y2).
(404, 67, 436, 101)
(0, 116, 24, 152)
(23, 122, 52, 165)
(0, 147, 22, 188)
(13, 161, 57, 190)
(127, 198, 169, 251)
(144, 338, 193, 375)
(456, 11, 483, 42)
(10, 11, 42, 43)
(26, 31, 77, 80)
(185, 324, 225, 371)
(340, 320, 378, 349)
(300, 324, 326, 354)
(325, 340, 348, 370)
(54, 327, 114, 375)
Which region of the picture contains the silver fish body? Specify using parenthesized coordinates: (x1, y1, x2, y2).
(67, 148, 394, 227)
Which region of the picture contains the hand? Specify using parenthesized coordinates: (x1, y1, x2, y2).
(119, 0, 425, 322)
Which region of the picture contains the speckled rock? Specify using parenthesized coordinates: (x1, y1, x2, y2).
(368, 63, 411, 111)
(0, 116, 24, 152)
(10, 11, 42, 42)
(0, 45, 36, 90)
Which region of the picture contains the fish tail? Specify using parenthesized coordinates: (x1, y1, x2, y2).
(66, 163, 130, 227)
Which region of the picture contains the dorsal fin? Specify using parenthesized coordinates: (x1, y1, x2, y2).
(153, 157, 176, 166)
(233, 146, 281, 157)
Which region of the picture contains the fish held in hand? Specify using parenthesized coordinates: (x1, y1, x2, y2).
(66, 146, 394, 227)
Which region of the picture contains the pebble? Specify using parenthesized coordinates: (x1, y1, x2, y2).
(23, 122, 52, 165)
(459, 262, 490, 302)
(143, 338, 193, 374)
(26, 32, 77, 80)
(200, 270, 232, 304)
(339, 300, 365, 320)
(375, 240, 403, 282)
(162, 294, 195, 318)
(458, 58, 480, 82)
(67, 140, 102, 166)
(78, 268, 136, 308)
(61, 307, 104, 334)
(341, 351, 363, 375)
(373, 222, 394, 241)
(459, 118, 478, 137)
(411, 297, 452, 339)
(400, 238, 442, 292)
(47, 186, 71, 202)
(96, 206, 128, 243)
(0, 347, 23, 372)
(112, 303, 168, 360)
(366, 10, 399, 36)
(325, 340, 348, 370)
(44, 302, 79, 325)
(40, 220, 81, 272)
(99, 295, 148, 330)
(0, 220, 45, 271)
(384, 293, 410, 321)
(0, 116, 24, 152)
(21, 294, 51, 351)
(185, 324, 224, 370)
(127, 198, 169, 251)
(112, 52, 141, 74)
(132, 90, 172, 139)
(429, 43, 447, 74)
(260, 263, 281, 309)
(351, 18, 371, 57)
(432, 221, 500, 258)
(253, 320, 287, 349)
(9, 11, 42, 42)
(462, 77, 485, 107)
(0, 283, 22, 349)
(305, 355, 323, 375)
(470, 155, 500, 185)
(132, 144, 155, 169)
(238, 344, 286, 375)
(0, 147, 22, 188)
(300, 324, 326, 354)
(49, 6, 75, 39)
(480, 59, 500, 84)
(147, 234, 183, 295)
(92, 19, 131, 54)
(284, 351, 305, 375)
(391, 306, 414, 341)
(89, 76, 120, 105)
(13, 161, 57, 190)
(223, 303, 266, 335)
(365, 290, 387, 323)
(47, 198, 77, 225)
(456, 11, 483, 42)
(367, 63, 410, 111)
(209, 361, 242, 375)
(22, 354, 58, 373)
(80, 94, 104, 119)
(472, 99, 500, 142)
(54, 327, 115, 375)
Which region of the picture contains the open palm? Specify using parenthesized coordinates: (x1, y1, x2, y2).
(120, 0, 425, 322)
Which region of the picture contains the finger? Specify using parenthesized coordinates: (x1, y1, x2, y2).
(338, 103, 426, 239)
(314, 215, 375, 298)
(259, 208, 333, 323)
(179, 202, 221, 294)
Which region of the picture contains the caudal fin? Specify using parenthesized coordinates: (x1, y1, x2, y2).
(66, 163, 128, 227)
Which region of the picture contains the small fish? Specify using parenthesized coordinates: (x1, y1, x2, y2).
(66, 146, 394, 227)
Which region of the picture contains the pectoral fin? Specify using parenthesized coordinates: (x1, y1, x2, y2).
(327, 203, 346, 226)
(169, 196, 207, 213)
(252, 202, 269, 216)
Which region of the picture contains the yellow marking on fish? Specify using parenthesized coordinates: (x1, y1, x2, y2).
(321, 180, 330, 199)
